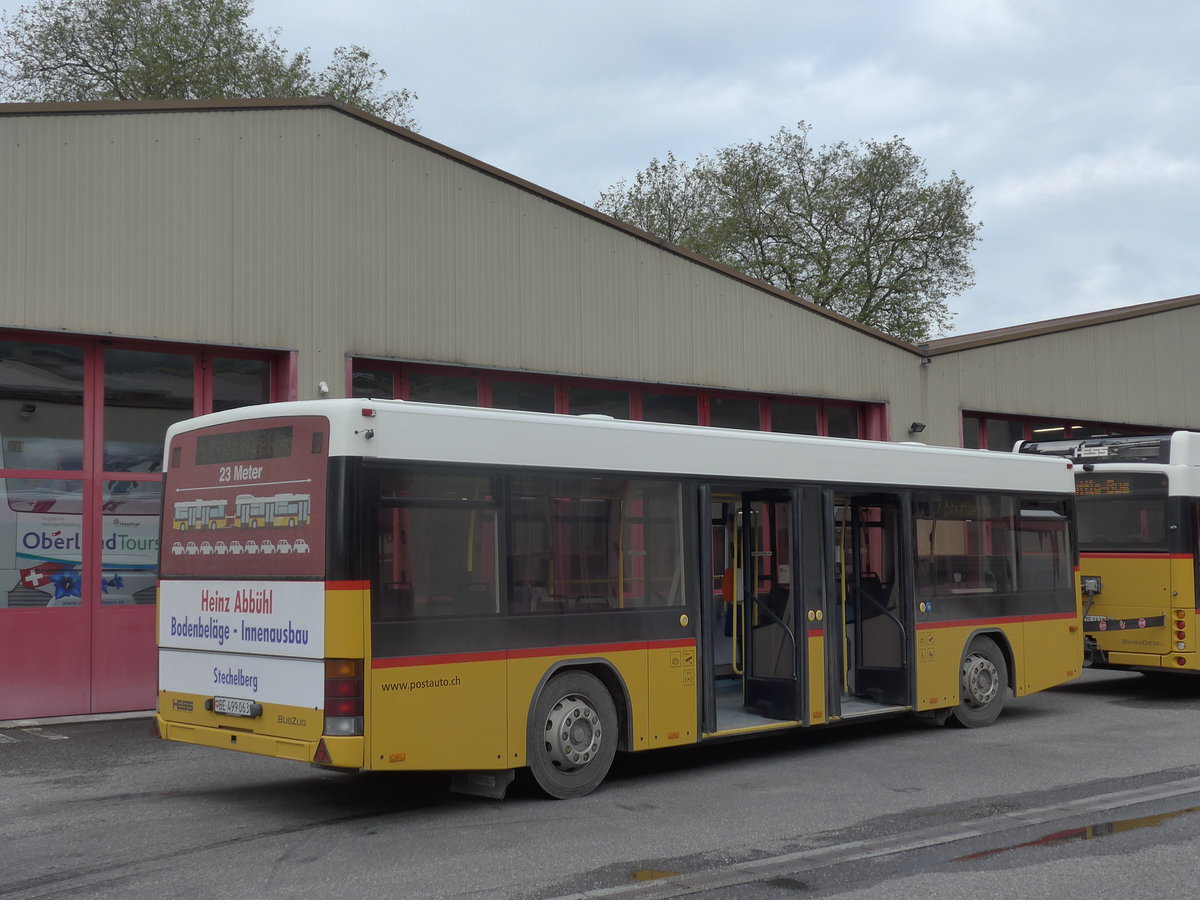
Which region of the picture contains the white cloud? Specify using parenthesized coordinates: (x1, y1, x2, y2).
(912, 0, 1042, 47)
(988, 147, 1200, 208)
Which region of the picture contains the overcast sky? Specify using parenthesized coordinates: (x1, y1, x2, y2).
(251, 2, 1195, 335)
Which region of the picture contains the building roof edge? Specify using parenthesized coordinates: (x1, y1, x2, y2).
(923, 292, 1200, 355)
(0, 97, 920, 354)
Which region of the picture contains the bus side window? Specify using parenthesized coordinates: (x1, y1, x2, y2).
(378, 583, 413, 620)
(374, 471, 500, 619)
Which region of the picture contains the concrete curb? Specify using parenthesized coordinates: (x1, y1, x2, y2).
(0, 710, 153, 729)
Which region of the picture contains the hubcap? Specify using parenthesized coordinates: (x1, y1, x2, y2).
(543, 695, 602, 772)
(962, 653, 999, 707)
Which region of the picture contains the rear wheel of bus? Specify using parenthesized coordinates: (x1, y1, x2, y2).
(527, 670, 617, 799)
(950, 636, 1008, 728)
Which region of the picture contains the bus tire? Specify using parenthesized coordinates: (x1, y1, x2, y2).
(950, 636, 1008, 728)
(527, 671, 617, 799)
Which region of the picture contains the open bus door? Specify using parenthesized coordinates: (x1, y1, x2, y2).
(739, 491, 801, 721)
(831, 492, 911, 714)
(700, 487, 802, 733)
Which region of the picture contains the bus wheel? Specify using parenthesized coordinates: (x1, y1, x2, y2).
(950, 637, 1008, 728)
(527, 671, 617, 799)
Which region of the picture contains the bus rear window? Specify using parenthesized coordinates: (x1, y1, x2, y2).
(1075, 473, 1168, 551)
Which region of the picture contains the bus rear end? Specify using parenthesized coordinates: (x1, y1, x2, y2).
(1075, 469, 1195, 670)
(155, 413, 365, 768)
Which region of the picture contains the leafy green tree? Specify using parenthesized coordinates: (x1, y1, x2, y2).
(598, 124, 980, 341)
(0, 0, 417, 128)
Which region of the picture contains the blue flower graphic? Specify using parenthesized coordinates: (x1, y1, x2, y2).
(51, 571, 82, 600)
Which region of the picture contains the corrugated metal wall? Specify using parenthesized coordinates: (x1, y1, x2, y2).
(19, 103, 1197, 445)
(931, 306, 1200, 431)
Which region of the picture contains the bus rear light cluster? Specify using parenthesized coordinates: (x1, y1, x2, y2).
(324, 659, 364, 736)
(1174, 610, 1189, 652)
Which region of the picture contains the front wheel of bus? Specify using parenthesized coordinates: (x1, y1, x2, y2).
(950, 637, 1008, 728)
(528, 671, 617, 799)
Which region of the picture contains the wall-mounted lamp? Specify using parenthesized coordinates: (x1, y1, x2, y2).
(909, 421, 926, 434)
(19, 403, 36, 419)
(317, 381, 330, 395)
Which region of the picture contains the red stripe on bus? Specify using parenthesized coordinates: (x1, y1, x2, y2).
(325, 580, 370, 591)
(806, 628, 824, 639)
(373, 650, 509, 668)
(372, 638, 696, 669)
(1079, 552, 1191, 560)
(916, 611, 1077, 630)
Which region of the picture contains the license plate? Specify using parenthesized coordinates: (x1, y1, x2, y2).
(212, 696, 257, 717)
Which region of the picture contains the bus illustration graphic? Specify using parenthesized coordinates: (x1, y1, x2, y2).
(173, 492, 311, 531)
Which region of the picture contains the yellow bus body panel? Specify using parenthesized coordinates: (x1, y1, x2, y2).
(1080, 555, 1183, 661)
(1020, 615, 1083, 693)
(369, 658, 508, 771)
(914, 625, 957, 710)
(505, 647, 671, 765)
(807, 631, 825, 724)
(914, 615, 1082, 709)
(324, 583, 367, 658)
(157, 717, 313, 761)
(156, 717, 364, 768)
(157, 690, 324, 741)
(644, 643, 698, 748)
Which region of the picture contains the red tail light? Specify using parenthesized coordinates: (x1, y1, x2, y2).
(323, 659, 364, 737)
(325, 676, 360, 698)
(325, 697, 364, 717)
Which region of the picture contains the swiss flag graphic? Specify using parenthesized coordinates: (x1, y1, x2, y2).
(18, 562, 70, 589)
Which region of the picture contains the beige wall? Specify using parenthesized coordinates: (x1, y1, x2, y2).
(16, 103, 1193, 448)
(931, 306, 1200, 435)
(0, 104, 928, 441)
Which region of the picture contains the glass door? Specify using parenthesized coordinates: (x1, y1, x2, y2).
(740, 492, 801, 721)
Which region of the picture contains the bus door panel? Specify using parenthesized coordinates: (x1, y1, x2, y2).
(740, 491, 801, 721)
(831, 492, 910, 709)
(698, 486, 728, 734)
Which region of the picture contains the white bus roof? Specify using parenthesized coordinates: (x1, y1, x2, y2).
(164, 399, 1075, 495)
(1020, 431, 1200, 497)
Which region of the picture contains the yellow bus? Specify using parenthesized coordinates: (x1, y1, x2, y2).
(232, 491, 312, 529)
(155, 400, 1082, 798)
(172, 497, 228, 531)
(1020, 432, 1200, 674)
